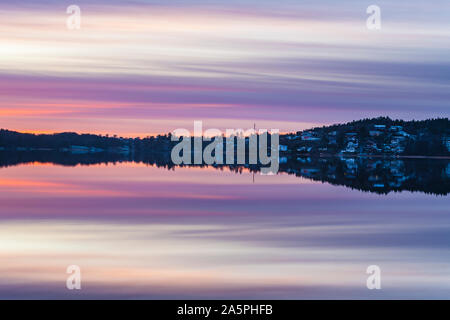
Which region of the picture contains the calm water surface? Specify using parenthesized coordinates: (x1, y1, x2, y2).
(0, 162, 449, 299)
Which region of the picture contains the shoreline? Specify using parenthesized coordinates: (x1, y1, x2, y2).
(296, 153, 450, 160)
(1, 148, 450, 160)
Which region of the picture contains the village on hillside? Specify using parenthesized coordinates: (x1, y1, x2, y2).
(279, 117, 450, 157)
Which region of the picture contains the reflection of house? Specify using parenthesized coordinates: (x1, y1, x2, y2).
(70, 145, 105, 154)
(300, 168, 320, 177)
(274, 156, 447, 195)
(365, 141, 381, 153)
(393, 135, 406, 141)
(345, 158, 358, 170)
(367, 160, 382, 170)
(389, 161, 404, 176)
(70, 145, 89, 153)
(342, 147, 356, 153)
(396, 131, 411, 137)
(391, 146, 404, 153)
(116, 146, 130, 154)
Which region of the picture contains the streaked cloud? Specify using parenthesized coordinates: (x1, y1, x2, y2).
(0, 1, 449, 135)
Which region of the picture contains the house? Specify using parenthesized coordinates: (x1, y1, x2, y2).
(279, 145, 288, 152)
(369, 130, 383, 137)
(70, 145, 90, 154)
(345, 133, 358, 143)
(390, 125, 403, 132)
(328, 131, 337, 136)
(301, 131, 321, 141)
(342, 147, 356, 153)
(328, 138, 337, 145)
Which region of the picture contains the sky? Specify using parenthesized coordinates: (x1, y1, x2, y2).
(0, 0, 449, 137)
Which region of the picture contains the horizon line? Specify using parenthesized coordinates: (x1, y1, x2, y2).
(2, 116, 449, 139)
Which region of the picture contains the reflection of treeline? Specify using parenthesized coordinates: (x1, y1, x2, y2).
(142, 155, 450, 195)
(0, 150, 448, 195)
(278, 157, 450, 196)
(0, 150, 131, 168)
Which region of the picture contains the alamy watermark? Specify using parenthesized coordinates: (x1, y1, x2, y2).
(366, 265, 381, 290)
(366, 5, 381, 30)
(66, 265, 82, 290)
(66, 5, 81, 30)
(171, 121, 280, 174)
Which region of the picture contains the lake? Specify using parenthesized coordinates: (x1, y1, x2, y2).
(0, 159, 449, 299)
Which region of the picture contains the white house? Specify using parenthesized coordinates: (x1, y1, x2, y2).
(390, 125, 403, 131)
(369, 130, 382, 137)
(444, 137, 450, 152)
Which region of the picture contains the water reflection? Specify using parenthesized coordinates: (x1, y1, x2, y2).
(0, 154, 449, 299)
